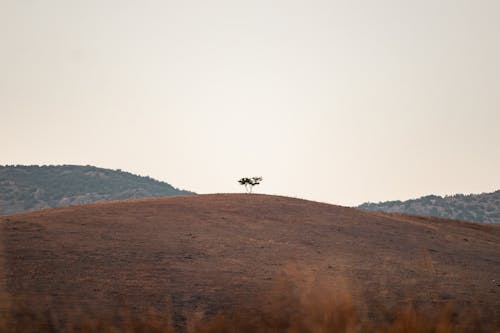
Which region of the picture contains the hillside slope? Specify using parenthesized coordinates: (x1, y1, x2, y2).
(0, 165, 193, 214)
(1, 194, 499, 326)
(358, 190, 500, 224)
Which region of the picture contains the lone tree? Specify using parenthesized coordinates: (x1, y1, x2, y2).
(238, 177, 263, 194)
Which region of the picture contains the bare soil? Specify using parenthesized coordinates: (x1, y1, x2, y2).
(1, 194, 499, 325)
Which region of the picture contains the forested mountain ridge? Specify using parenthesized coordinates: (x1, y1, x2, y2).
(0, 165, 194, 214)
(358, 190, 500, 224)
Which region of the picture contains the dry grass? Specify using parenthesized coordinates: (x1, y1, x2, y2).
(1, 195, 499, 332)
(0, 272, 496, 333)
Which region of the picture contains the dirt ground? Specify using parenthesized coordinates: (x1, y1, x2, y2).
(1, 194, 499, 325)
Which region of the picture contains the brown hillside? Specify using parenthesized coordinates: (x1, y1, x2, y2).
(1, 194, 499, 325)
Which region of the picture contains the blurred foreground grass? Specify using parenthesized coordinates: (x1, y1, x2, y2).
(0, 275, 496, 333)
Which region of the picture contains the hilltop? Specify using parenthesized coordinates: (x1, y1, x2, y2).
(1, 194, 498, 328)
(0, 165, 194, 214)
(358, 190, 500, 224)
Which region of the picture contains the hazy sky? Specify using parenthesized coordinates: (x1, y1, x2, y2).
(1, 0, 499, 206)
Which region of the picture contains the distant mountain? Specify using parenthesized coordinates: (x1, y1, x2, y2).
(358, 190, 500, 224)
(0, 165, 194, 214)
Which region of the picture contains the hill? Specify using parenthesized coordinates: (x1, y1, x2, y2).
(358, 190, 500, 224)
(0, 165, 194, 214)
(1, 194, 499, 328)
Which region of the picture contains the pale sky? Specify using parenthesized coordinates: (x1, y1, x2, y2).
(1, 0, 499, 206)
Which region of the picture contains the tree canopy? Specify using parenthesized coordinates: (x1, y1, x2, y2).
(238, 177, 263, 194)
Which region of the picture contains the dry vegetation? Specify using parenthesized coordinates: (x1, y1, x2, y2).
(0, 275, 495, 333)
(1, 194, 499, 332)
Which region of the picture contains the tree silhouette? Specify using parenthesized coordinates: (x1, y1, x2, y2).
(238, 177, 263, 194)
